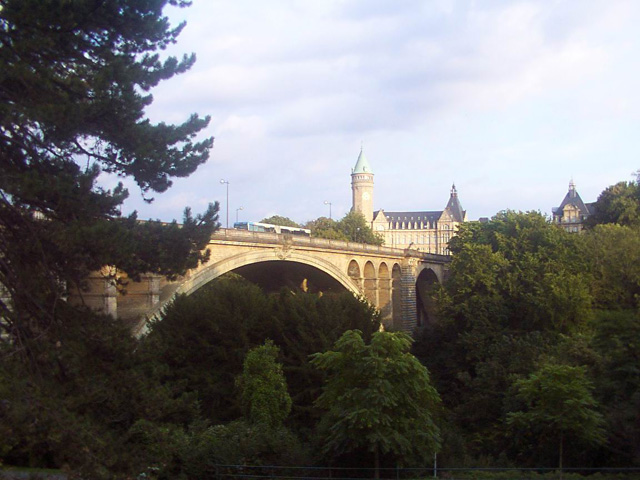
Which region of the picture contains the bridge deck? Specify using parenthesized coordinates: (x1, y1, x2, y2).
(213, 229, 450, 262)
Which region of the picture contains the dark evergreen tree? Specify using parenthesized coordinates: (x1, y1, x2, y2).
(0, 0, 218, 350)
(0, 304, 199, 478)
(0, 1, 219, 476)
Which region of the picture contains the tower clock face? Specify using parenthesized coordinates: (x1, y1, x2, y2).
(362, 192, 370, 201)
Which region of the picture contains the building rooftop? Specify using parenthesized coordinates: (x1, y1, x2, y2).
(352, 147, 373, 174)
(444, 184, 465, 222)
(555, 181, 593, 216)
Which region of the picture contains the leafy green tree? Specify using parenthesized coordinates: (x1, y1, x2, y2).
(305, 212, 383, 244)
(260, 215, 301, 227)
(188, 419, 308, 468)
(0, 0, 217, 349)
(589, 310, 640, 465)
(237, 340, 292, 428)
(447, 211, 592, 332)
(584, 224, 640, 309)
(305, 216, 349, 241)
(414, 211, 593, 462)
(587, 180, 640, 227)
(312, 330, 441, 477)
(507, 363, 606, 475)
(337, 210, 384, 245)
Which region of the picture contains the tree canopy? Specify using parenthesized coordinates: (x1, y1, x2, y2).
(304, 216, 349, 241)
(587, 180, 640, 228)
(260, 215, 301, 227)
(306, 211, 383, 245)
(144, 274, 380, 426)
(0, 1, 218, 474)
(236, 340, 292, 428)
(507, 363, 606, 473)
(0, 0, 218, 348)
(413, 211, 594, 463)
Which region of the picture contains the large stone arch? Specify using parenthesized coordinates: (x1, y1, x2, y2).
(178, 250, 361, 297)
(136, 250, 363, 335)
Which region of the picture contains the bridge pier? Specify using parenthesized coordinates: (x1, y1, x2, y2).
(378, 278, 392, 325)
(104, 281, 118, 319)
(399, 262, 417, 332)
(72, 271, 119, 319)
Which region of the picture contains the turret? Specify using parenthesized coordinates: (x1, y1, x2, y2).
(351, 147, 374, 223)
(443, 183, 466, 223)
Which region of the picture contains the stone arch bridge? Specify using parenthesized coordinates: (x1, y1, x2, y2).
(81, 229, 451, 334)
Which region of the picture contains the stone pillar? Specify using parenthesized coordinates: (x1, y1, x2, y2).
(378, 277, 392, 327)
(104, 280, 118, 319)
(364, 277, 378, 306)
(400, 262, 417, 332)
(149, 275, 161, 307)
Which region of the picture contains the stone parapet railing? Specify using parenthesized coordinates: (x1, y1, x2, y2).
(212, 228, 450, 262)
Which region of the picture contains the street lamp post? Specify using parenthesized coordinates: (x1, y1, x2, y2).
(324, 200, 332, 220)
(220, 179, 229, 228)
(236, 206, 244, 223)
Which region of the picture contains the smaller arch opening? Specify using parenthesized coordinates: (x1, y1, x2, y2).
(416, 268, 439, 327)
(348, 259, 361, 280)
(363, 261, 376, 305)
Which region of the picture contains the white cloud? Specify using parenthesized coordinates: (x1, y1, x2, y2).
(120, 0, 640, 223)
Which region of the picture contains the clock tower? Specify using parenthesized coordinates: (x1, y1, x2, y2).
(351, 147, 374, 223)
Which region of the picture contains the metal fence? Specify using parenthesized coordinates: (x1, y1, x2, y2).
(208, 464, 640, 480)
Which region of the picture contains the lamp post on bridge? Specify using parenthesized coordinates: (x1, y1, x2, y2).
(236, 206, 244, 224)
(220, 179, 230, 228)
(324, 200, 332, 220)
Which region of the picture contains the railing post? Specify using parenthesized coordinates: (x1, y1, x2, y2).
(433, 452, 437, 478)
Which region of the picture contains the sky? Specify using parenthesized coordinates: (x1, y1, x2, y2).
(112, 0, 640, 226)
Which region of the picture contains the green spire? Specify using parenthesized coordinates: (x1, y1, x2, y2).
(352, 147, 373, 174)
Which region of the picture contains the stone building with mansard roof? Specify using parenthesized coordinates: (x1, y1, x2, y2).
(552, 180, 594, 233)
(350, 148, 467, 254)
